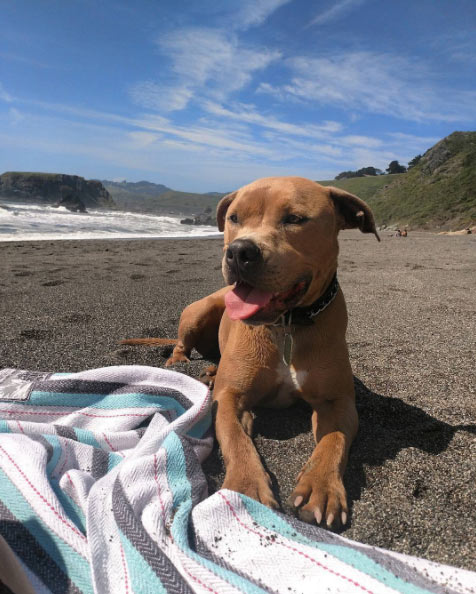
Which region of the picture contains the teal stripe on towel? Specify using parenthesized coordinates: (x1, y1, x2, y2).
(164, 432, 267, 594)
(186, 412, 211, 439)
(239, 495, 432, 594)
(52, 482, 86, 535)
(30, 391, 186, 413)
(42, 436, 86, 534)
(108, 453, 123, 471)
(0, 420, 11, 433)
(0, 467, 93, 593)
(72, 429, 122, 471)
(118, 529, 168, 594)
(73, 428, 102, 449)
(44, 435, 62, 475)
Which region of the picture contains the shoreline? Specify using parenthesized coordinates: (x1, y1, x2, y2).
(0, 228, 461, 244)
(0, 233, 223, 243)
(0, 200, 221, 242)
(1, 232, 475, 569)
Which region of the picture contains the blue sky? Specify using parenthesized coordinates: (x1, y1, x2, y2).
(1, 0, 475, 192)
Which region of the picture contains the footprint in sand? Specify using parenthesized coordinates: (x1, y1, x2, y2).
(19, 329, 52, 340)
(41, 280, 64, 287)
(61, 313, 93, 324)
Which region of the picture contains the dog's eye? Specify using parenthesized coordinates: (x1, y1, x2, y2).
(228, 213, 239, 224)
(283, 214, 308, 225)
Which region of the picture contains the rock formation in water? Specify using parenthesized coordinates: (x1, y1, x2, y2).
(0, 172, 115, 209)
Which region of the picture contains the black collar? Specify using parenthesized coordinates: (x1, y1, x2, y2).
(277, 273, 339, 327)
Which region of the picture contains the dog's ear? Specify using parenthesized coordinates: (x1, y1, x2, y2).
(216, 191, 237, 232)
(327, 186, 380, 241)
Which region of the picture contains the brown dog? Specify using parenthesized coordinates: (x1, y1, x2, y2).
(122, 176, 379, 527)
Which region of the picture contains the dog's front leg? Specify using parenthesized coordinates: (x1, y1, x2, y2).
(290, 395, 357, 527)
(214, 389, 278, 508)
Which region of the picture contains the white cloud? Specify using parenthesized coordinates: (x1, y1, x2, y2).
(340, 135, 382, 148)
(129, 81, 193, 113)
(429, 31, 476, 65)
(0, 76, 452, 191)
(0, 97, 445, 192)
(8, 107, 25, 125)
(128, 131, 161, 148)
(0, 83, 13, 102)
(386, 132, 439, 159)
(13, 96, 151, 128)
(259, 51, 476, 123)
(236, 0, 293, 29)
(5, 91, 428, 176)
(308, 0, 367, 26)
(130, 28, 281, 112)
(134, 113, 278, 158)
(261, 131, 345, 159)
(0, 51, 56, 70)
(202, 100, 343, 139)
(346, 146, 397, 169)
(162, 28, 280, 93)
(1, 93, 348, 172)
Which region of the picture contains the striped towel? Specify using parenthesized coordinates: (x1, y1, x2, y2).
(0, 366, 473, 594)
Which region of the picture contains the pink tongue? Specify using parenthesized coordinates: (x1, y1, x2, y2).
(225, 284, 274, 320)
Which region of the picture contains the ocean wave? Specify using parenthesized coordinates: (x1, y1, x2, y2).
(0, 202, 221, 241)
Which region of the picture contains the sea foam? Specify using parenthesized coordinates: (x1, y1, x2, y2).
(0, 202, 221, 241)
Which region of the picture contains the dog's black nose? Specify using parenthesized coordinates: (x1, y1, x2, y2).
(226, 239, 262, 273)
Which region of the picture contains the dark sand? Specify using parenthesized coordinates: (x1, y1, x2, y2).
(1, 231, 475, 570)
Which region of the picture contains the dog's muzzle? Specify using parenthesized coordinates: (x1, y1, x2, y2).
(225, 239, 263, 282)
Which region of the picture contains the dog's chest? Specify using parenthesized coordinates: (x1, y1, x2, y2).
(273, 362, 308, 406)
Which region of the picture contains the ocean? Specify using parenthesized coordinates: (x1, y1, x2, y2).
(0, 202, 221, 241)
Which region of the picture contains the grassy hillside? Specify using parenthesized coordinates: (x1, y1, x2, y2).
(103, 179, 224, 215)
(150, 190, 222, 214)
(320, 132, 476, 230)
(368, 132, 476, 229)
(318, 174, 400, 202)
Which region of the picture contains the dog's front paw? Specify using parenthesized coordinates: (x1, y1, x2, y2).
(165, 353, 190, 367)
(289, 468, 348, 528)
(199, 365, 217, 389)
(223, 469, 278, 509)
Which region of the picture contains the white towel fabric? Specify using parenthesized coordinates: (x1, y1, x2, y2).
(0, 365, 473, 594)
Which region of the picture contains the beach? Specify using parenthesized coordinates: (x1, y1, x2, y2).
(1, 231, 475, 570)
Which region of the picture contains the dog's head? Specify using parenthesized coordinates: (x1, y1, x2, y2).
(217, 176, 379, 324)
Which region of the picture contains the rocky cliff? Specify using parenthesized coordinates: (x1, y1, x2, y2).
(0, 172, 115, 208)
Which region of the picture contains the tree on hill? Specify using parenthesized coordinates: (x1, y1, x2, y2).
(407, 155, 422, 169)
(335, 166, 382, 180)
(386, 160, 407, 174)
(335, 171, 358, 180)
(358, 166, 383, 176)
